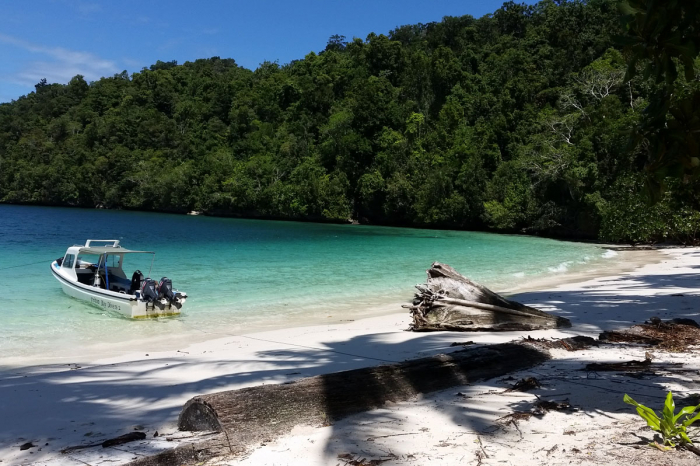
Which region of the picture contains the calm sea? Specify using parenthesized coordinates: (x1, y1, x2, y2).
(0, 205, 613, 363)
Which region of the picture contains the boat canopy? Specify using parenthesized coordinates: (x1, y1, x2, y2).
(77, 246, 154, 255)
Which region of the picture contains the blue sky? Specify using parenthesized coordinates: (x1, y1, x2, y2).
(0, 0, 526, 103)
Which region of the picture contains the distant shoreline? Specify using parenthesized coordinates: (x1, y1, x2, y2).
(0, 201, 626, 243)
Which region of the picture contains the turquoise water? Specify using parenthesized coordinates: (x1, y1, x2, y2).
(0, 205, 612, 362)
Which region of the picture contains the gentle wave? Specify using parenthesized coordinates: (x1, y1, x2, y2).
(548, 261, 573, 273)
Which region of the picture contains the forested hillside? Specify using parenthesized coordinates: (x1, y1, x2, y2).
(1, 0, 698, 243)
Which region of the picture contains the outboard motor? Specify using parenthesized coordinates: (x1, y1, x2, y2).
(130, 270, 144, 294)
(157, 277, 182, 309)
(140, 278, 159, 305)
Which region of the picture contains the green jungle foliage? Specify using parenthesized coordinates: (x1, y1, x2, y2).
(0, 0, 698, 243)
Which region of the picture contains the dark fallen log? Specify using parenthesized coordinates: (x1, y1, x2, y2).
(585, 358, 654, 372)
(523, 335, 598, 351)
(407, 262, 571, 331)
(61, 431, 148, 454)
(599, 331, 661, 345)
(174, 343, 549, 459)
(101, 432, 147, 448)
(585, 358, 684, 373)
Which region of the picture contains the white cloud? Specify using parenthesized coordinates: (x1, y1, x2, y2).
(0, 33, 120, 87)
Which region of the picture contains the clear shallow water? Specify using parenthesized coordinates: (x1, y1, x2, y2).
(0, 205, 612, 362)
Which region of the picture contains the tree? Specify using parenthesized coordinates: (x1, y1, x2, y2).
(619, 0, 700, 192)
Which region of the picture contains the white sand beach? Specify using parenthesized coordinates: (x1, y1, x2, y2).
(3, 247, 700, 465)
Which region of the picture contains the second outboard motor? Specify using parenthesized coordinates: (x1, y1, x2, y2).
(140, 278, 159, 304)
(158, 277, 181, 309)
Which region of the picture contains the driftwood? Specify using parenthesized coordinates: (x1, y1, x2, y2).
(600, 320, 700, 352)
(584, 358, 658, 372)
(170, 343, 549, 461)
(61, 432, 148, 454)
(522, 335, 598, 351)
(599, 330, 661, 345)
(407, 262, 571, 331)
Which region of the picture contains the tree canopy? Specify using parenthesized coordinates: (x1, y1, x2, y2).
(1, 0, 698, 243)
(618, 0, 700, 194)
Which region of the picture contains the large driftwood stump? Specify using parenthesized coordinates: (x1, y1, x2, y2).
(408, 262, 571, 331)
(175, 343, 549, 458)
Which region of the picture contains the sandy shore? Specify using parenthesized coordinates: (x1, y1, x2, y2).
(2, 247, 700, 465)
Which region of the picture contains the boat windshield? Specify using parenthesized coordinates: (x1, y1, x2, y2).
(76, 253, 101, 269)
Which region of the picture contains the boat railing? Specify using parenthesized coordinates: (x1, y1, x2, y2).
(85, 239, 121, 248)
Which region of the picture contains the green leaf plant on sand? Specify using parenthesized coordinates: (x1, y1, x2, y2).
(624, 392, 700, 449)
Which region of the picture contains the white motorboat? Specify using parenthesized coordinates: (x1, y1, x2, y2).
(51, 239, 187, 318)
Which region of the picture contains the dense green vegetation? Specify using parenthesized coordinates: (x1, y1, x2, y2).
(1, 0, 698, 243)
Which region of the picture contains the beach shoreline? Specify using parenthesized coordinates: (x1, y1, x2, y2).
(2, 246, 699, 465)
(1, 245, 663, 368)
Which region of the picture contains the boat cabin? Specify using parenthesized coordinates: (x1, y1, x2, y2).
(59, 239, 153, 294)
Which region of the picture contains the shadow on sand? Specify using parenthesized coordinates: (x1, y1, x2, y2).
(2, 260, 699, 464)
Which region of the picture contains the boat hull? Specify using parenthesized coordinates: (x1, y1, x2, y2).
(51, 263, 185, 318)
